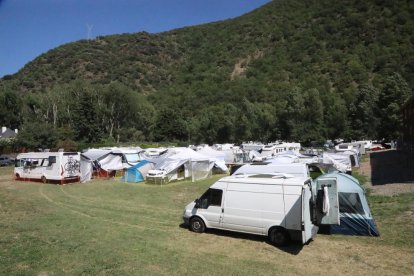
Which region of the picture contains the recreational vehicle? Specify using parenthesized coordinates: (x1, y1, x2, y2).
(183, 174, 339, 246)
(261, 142, 301, 157)
(14, 152, 80, 184)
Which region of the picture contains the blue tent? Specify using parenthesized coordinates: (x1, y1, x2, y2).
(122, 160, 154, 183)
(317, 172, 380, 236)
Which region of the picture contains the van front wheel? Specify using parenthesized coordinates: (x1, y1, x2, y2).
(269, 228, 289, 246)
(190, 217, 205, 233)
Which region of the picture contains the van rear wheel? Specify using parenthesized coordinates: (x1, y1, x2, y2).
(190, 217, 205, 233)
(269, 228, 289, 246)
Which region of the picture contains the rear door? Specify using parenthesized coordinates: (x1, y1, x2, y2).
(315, 177, 340, 225)
(301, 186, 314, 243)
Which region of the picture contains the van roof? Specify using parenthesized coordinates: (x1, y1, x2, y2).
(217, 174, 310, 186)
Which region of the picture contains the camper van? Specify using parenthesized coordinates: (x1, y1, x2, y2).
(183, 174, 339, 246)
(14, 152, 80, 183)
(261, 142, 301, 157)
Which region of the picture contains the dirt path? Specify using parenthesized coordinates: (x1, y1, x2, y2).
(356, 150, 414, 196)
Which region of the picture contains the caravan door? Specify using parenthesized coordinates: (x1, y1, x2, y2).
(315, 177, 340, 225)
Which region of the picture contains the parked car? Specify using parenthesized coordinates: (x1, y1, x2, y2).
(0, 156, 13, 166)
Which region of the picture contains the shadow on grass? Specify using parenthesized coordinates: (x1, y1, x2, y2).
(179, 223, 304, 255)
(370, 150, 414, 185)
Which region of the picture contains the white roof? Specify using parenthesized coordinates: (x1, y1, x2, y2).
(234, 163, 309, 178)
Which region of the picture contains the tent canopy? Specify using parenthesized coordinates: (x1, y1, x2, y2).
(317, 172, 379, 236)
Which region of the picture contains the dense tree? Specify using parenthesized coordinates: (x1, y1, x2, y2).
(348, 84, 379, 139)
(377, 73, 413, 140)
(16, 122, 58, 151)
(1, 0, 414, 147)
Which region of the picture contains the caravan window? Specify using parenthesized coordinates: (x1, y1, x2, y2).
(199, 188, 223, 208)
(339, 192, 364, 215)
(15, 159, 23, 167)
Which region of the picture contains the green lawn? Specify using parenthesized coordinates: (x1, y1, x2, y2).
(1, 166, 413, 275)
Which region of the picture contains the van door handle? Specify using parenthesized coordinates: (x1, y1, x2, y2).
(222, 208, 224, 213)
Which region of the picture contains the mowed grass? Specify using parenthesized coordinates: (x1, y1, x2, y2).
(0, 166, 413, 275)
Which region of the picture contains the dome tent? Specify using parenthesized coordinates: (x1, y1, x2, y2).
(316, 172, 379, 236)
(122, 160, 154, 183)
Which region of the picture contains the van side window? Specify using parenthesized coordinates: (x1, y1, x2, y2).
(199, 188, 223, 208)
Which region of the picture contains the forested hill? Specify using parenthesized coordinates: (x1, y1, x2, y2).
(1, 0, 414, 149)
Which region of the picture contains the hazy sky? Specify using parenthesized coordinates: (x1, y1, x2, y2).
(0, 0, 271, 77)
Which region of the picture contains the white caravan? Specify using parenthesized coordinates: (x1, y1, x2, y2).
(261, 143, 301, 157)
(14, 152, 80, 183)
(183, 174, 339, 246)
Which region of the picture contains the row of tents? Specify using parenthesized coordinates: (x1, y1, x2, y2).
(79, 143, 363, 184)
(80, 146, 230, 184)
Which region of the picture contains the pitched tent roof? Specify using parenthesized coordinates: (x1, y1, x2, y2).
(197, 146, 228, 172)
(317, 172, 379, 236)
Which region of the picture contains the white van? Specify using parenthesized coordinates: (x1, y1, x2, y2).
(14, 152, 80, 184)
(183, 174, 339, 246)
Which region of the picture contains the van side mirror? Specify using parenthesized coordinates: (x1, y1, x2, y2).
(194, 199, 200, 208)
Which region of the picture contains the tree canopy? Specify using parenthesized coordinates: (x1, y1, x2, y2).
(1, 0, 413, 151)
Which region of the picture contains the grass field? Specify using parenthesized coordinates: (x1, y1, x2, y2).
(1, 166, 413, 275)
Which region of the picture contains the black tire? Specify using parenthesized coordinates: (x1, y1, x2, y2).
(269, 228, 290, 246)
(41, 176, 47, 184)
(190, 217, 205, 233)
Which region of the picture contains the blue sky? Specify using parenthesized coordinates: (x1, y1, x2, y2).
(0, 0, 270, 77)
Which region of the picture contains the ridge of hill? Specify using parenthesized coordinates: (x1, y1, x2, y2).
(1, 0, 413, 147)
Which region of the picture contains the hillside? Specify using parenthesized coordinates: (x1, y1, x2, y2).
(1, 0, 413, 148)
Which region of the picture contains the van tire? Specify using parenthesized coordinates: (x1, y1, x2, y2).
(41, 176, 47, 184)
(190, 217, 205, 233)
(269, 228, 289, 246)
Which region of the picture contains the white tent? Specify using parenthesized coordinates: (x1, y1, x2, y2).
(146, 148, 215, 183)
(322, 152, 352, 173)
(197, 146, 228, 173)
(80, 155, 93, 183)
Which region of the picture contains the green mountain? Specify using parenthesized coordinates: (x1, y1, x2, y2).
(1, 0, 413, 149)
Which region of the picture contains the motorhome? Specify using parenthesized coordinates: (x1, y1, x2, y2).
(183, 174, 339, 246)
(261, 142, 301, 157)
(335, 143, 354, 152)
(14, 152, 80, 184)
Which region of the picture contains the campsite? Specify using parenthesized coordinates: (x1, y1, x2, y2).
(0, 151, 413, 275)
(1, 0, 414, 274)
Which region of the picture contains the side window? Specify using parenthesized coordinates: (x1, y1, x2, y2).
(41, 158, 49, 167)
(210, 189, 223, 206)
(338, 192, 364, 215)
(199, 188, 223, 208)
(48, 156, 56, 166)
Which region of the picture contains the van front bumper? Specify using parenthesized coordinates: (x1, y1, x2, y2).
(183, 216, 190, 226)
